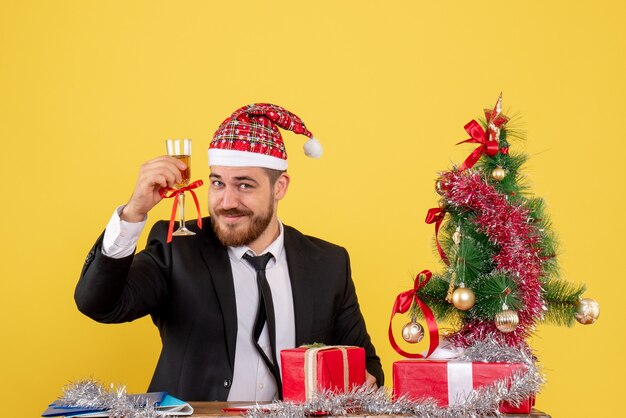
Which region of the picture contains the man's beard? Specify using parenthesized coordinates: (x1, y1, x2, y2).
(210, 205, 274, 248)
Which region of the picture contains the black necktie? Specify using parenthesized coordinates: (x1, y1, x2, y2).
(242, 252, 283, 399)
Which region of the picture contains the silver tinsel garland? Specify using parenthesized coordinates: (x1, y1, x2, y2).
(56, 379, 159, 418)
(246, 340, 544, 418)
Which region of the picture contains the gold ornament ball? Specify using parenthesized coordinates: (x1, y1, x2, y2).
(575, 298, 600, 325)
(438, 199, 448, 210)
(495, 309, 519, 333)
(435, 178, 449, 195)
(401, 321, 425, 343)
(491, 166, 506, 181)
(451, 287, 476, 311)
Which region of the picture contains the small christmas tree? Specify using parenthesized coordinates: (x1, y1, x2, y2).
(409, 94, 599, 350)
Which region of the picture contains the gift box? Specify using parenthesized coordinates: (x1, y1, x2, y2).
(393, 360, 535, 413)
(281, 346, 366, 402)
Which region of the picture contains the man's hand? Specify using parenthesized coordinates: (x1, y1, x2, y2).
(365, 371, 378, 389)
(121, 156, 187, 222)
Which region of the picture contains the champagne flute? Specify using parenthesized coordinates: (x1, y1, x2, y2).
(165, 138, 195, 236)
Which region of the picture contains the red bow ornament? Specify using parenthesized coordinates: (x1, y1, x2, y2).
(425, 207, 449, 266)
(457, 93, 509, 171)
(388, 270, 439, 358)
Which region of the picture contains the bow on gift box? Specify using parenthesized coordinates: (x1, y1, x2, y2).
(457, 93, 509, 171)
(159, 180, 204, 243)
(389, 270, 439, 358)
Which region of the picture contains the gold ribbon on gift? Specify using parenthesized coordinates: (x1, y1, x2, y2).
(303, 345, 352, 400)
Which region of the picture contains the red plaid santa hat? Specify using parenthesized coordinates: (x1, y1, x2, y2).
(208, 103, 322, 170)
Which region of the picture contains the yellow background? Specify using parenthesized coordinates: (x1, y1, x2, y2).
(1, 1, 622, 416)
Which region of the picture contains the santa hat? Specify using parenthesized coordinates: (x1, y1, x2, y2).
(208, 103, 322, 170)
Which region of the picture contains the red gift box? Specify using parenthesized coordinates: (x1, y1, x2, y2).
(280, 346, 366, 402)
(393, 360, 535, 413)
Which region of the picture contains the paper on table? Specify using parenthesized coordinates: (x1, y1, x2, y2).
(158, 394, 194, 415)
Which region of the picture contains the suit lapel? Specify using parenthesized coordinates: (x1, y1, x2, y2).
(284, 226, 317, 346)
(198, 223, 237, 371)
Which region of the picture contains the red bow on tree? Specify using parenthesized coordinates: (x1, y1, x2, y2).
(388, 270, 439, 358)
(457, 93, 509, 171)
(425, 207, 449, 265)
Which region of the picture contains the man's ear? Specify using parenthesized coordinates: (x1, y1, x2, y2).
(273, 172, 290, 201)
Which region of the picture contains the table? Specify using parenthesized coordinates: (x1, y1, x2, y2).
(189, 402, 551, 417)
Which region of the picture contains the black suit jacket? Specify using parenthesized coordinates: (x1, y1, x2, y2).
(75, 218, 383, 400)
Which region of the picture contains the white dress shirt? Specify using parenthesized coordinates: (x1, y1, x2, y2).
(101, 207, 296, 401)
(226, 224, 295, 401)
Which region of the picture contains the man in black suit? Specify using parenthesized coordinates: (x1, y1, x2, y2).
(75, 103, 383, 401)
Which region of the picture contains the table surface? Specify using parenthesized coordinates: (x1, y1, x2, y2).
(188, 402, 551, 417)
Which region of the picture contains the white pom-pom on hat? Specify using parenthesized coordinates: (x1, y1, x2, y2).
(303, 137, 323, 159)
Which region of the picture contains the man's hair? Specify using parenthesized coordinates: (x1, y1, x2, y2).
(263, 168, 286, 186)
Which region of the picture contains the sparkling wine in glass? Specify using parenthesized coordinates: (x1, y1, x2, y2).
(166, 138, 195, 236)
(173, 154, 191, 188)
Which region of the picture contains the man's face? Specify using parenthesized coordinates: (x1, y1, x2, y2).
(208, 166, 288, 248)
